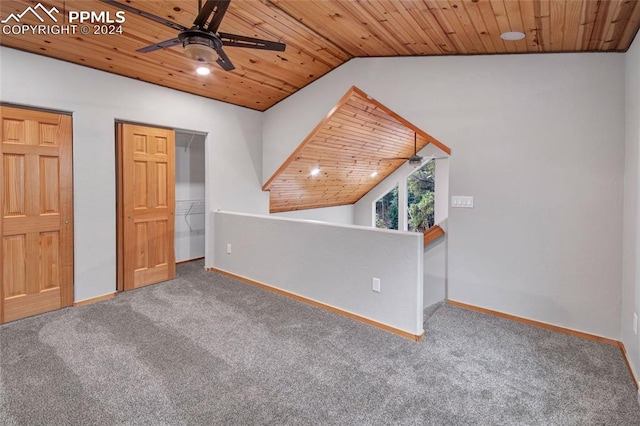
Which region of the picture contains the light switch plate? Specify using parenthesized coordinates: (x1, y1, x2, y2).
(452, 196, 474, 208)
(372, 277, 381, 293)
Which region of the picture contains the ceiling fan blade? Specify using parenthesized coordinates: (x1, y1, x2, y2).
(193, 0, 221, 28)
(207, 0, 230, 33)
(219, 32, 286, 51)
(380, 157, 411, 161)
(137, 37, 181, 53)
(215, 47, 236, 71)
(98, 0, 187, 31)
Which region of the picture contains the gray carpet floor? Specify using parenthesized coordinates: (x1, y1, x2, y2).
(1, 260, 639, 425)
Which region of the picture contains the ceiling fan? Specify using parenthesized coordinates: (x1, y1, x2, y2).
(99, 0, 286, 71)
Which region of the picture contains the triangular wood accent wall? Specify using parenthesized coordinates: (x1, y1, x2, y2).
(263, 86, 451, 213)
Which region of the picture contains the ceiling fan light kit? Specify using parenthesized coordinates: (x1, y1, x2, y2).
(99, 0, 286, 72)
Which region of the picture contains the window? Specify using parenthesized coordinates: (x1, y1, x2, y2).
(407, 160, 435, 232)
(375, 185, 398, 230)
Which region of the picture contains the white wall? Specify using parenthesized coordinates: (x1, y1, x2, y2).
(622, 36, 640, 383)
(213, 211, 424, 335)
(175, 132, 206, 262)
(352, 147, 450, 308)
(263, 53, 626, 339)
(272, 204, 354, 224)
(0, 47, 267, 302)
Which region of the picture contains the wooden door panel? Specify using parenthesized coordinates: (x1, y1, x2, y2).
(2, 119, 25, 143)
(120, 123, 175, 290)
(39, 156, 60, 213)
(0, 106, 73, 323)
(39, 231, 60, 290)
(3, 234, 26, 297)
(3, 154, 25, 216)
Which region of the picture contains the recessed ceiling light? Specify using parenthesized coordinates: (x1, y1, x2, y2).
(500, 31, 525, 41)
(196, 66, 210, 76)
(370, 171, 378, 178)
(310, 167, 320, 176)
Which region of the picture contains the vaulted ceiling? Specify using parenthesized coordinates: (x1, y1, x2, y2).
(263, 86, 450, 213)
(1, 0, 639, 111)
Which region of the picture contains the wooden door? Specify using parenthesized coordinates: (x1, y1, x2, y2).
(118, 123, 175, 290)
(0, 106, 73, 323)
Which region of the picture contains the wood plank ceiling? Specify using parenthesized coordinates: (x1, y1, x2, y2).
(263, 86, 451, 213)
(1, 0, 639, 111)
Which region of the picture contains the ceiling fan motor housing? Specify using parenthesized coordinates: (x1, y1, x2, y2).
(179, 28, 222, 63)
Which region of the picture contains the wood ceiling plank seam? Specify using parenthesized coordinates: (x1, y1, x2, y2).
(462, 0, 501, 53)
(262, 86, 358, 190)
(272, 0, 372, 56)
(286, 159, 404, 170)
(517, 0, 542, 52)
(225, 5, 344, 70)
(347, 93, 414, 126)
(503, 0, 528, 53)
(365, 0, 436, 55)
(315, 127, 415, 147)
(399, 0, 460, 53)
(487, 0, 518, 53)
(335, 0, 413, 55)
(235, 2, 350, 65)
(307, 139, 416, 158)
(330, 110, 413, 137)
(309, 139, 414, 157)
(312, 138, 424, 160)
(617, 0, 640, 50)
(231, 59, 320, 95)
(320, 122, 416, 147)
(599, 0, 623, 51)
(265, 0, 354, 59)
(576, 0, 599, 50)
(421, 0, 469, 53)
(335, 108, 411, 133)
(429, 0, 478, 53)
(560, 0, 583, 52)
(386, 0, 449, 54)
(313, 1, 399, 56)
(300, 144, 411, 158)
(350, 87, 451, 155)
(478, 0, 507, 53)
(588, 0, 612, 50)
(533, 0, 551, 52)
(548, 0, 567, 52)
(320, 125, 427, 154)
(333, 117, 413, 146)
(334, 103, 407, 129)
(605, 0, 635, 51)
(445, 0, 491, 54)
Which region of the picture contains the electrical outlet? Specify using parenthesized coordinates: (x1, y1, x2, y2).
(226, 243, 232, 254)
(372, 277, 381, 293)
(634, 313, 638, 335)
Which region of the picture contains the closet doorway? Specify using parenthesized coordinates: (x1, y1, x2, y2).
(174, 131, 206, 263)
